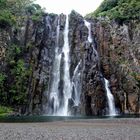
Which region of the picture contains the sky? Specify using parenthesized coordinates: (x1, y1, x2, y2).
(35, 0, 104, 16)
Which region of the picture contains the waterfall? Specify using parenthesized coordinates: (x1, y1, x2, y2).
(47, 15, 73, 116)
(48, 16, 62, 115)
(84, 20, 93, 43)
(60, 15, 72, 116)
(104, 78, 117, 116)
(84, 20, 117, 116)
(47, 16, 117, 116)
(84, 20, 98, 57)
(72, 61, 81, 106)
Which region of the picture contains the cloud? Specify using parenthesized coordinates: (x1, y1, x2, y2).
(35, 0, 103, 16)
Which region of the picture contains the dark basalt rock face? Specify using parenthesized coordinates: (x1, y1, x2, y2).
(91, 18, 140, 114)
(29, 13, 66, 115)
(69, 11, 107, 115)
(0, 10, 139, 115)
(0, 29, 10, 70)
(81, 43, 107, 115)
(28, 14, 59, 115)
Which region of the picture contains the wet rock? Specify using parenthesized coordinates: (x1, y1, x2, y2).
(1, 10, 139, 116)
(93, 18, 140, 114)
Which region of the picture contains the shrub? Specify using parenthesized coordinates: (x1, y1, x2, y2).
(0, 73, 7, 95)
(86, 0, 140, 20)
(0, 106, 12, 116)
(0, 10, 16, 28)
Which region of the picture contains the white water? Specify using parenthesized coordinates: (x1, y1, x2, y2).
(104, 78, 117, 116)
(49, 17, 62, 115)
(72, 61, 81, 106)
(84, 20, 98, 57)
(48, 17, 117, 116)
(84, 20, 117, 116)
(60, 15, 72, 116)
(84, 20, 93, 43)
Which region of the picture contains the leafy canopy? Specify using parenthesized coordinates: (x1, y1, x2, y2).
(86, 0, 140, 20)
(0, 0, 43, 28)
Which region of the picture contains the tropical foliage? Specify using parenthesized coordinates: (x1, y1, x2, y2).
(0, 0, 44, 28)
(0, 106, 12, 116)
(0, 0, 44, 114)
(86, 0, 140, 20)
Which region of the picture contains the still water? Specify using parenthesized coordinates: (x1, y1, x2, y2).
(0, 114, 139, 123)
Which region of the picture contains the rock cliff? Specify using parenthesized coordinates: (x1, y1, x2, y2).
(0, 10, 139, 115)
(92, 18, 140, 114)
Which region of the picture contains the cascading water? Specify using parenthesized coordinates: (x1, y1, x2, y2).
(84, 20, 93, 43)
(72, 61, 81, 106)
(48, 15, 73, 116)
(60, 15, 72, 116)
(47, 16, 117, 116)
(48, 17, 62, 115)
(84, 20, 98, 57)
(104, 78, 117, 116)
(84, 20, 117, 116)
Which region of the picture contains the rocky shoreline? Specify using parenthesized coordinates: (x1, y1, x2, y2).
(0, 118, 140, 140)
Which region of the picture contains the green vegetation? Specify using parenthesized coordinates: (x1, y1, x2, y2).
(0, 106, 13, 116)
(1, 44, 32, 106)
(0, 10, 16, 28)
(9, 59, 28, 104)
(86, 0, 140, 20)
(0, 0, 44, 113)
(0, 0, 44, 28)
(26, 3, 44, 22)
(0, 73, 7, 95)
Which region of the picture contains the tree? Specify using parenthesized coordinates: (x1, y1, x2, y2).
(86, 0, 140, 20)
